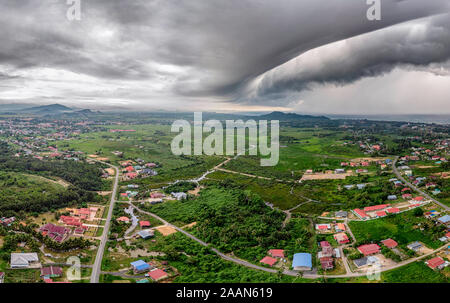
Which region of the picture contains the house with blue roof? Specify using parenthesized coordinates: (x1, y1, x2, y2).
(292, 253, 312, 271)
(131, 260, 150, 273)
(437, 215, 450, 226)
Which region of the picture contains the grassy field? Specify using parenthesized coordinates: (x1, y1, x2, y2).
(349, 209, 444, 249)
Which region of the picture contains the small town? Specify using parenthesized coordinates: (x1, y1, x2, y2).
(0, 2, 450, 301)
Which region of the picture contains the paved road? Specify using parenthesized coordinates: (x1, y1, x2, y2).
(89, 156, 448, 281)
(392, 156, 449, 211)
(90, 161, 120, 283)
(129, 203, 449, 280)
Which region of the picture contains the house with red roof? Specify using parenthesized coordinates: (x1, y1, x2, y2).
(334, 233, 350, 244)
(426, 257, 445, 270)
(353, 209, 369, 220)
(386, 207, 400, 214)
(147, 268, 169, 281)
(40, 223, 71, 243)
(260, 256, 278, 267)
(125, 166, 135, 172)
(139, 221, 151, 228)
(402, 194, 412, 199)
(125, 172, 138, 179)
(414, 196, 424, 201)
(268, 249, 285, 258)
(376, 211, 387, 218)
(319, 241, 333, 258)
(117, 216, 130, 223)
(315, 224, 331, 231)
(335, 223, 346, 232)
(358, 244, 381, 256)
(59, 215, 82, 227)
(40, 266, 63, 278)
(381, 239, 398, 249)
(320, 257, 334, 270)
(364, 204, 390, 212)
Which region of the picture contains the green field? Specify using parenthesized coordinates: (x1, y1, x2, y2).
(349, 209, 445, 249)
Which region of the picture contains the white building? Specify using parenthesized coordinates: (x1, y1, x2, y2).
(10, 253, 39, 269)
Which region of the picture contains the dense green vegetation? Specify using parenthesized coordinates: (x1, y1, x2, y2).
(163, 181, 197, 194)
(0, 157, 104, 191)
(0, 171, 100, 217)
(144, 187, 315, 263)
(0, 142, 104, 217)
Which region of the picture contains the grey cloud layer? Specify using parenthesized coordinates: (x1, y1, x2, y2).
(247, 14, 450, 104)
(0, 0, 449, 108)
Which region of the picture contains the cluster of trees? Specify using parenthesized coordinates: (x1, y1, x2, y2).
(0, 157, 104, 191)
(163, 181, 196, 194)
(0, 142, 104, 217)
(0, 172, 99, 217)
(109, 204, 131, 239)
(148, 187, 314, 263)
(0, 232, 40, 262)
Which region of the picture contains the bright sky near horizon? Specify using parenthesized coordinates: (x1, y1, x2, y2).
(1, 0, 450, 114)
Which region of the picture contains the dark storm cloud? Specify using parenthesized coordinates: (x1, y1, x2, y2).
(247, 14, 450, 104)
(0, 0, 449, 107)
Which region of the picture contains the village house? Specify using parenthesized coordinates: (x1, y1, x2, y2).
(357, 244, 381, 256)
(386, 207, 400, 214)
(10, 253, 39, 269)
(268, 249, 285, 258)
(40, 266, 63, 279)
(437, 215, 450, 226)
(292, 253, 312, 271)
(150, 192, 165, 199)
(320, 257, 334, 270)
(335, 211, 348, 218)
(147, 268, 169, 281)
(315, 223, 331, 232)
(334, 233, 350, 244)
(1, 217, 16, 227)
(131, 260, 151, 273)
(426, 257, 446, 270)
(59, 215, 83, 227)
(39, 223, 71, 243)
(381, 238, 398, 249)
(354, 256, 379, 268)
(335, 223, 346, 232)
(138, 230, 154, 239)
(407, 241, 423, 252)
(353, 208, 369, 220)
(139, 221, 151, 228)
(117, 216, 131, 223)
(260, 256, 278, 267)
(172, 192, 187, 200)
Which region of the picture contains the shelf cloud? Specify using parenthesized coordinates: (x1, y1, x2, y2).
(0, 0, 449, 112)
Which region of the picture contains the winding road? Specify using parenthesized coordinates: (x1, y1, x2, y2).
(89, 155, 449, 282)
(121, 202, 449, 280)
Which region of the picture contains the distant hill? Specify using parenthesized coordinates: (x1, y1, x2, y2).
(25, 104, 73, 114)
(0, 103, 36, 112)
(0, 103, 100, 117)
(257, 111, 330, 121)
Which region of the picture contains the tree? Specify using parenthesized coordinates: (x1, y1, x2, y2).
(413, 208, 424, 217)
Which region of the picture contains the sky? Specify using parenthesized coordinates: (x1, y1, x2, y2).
(0, 0, 450, 114)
